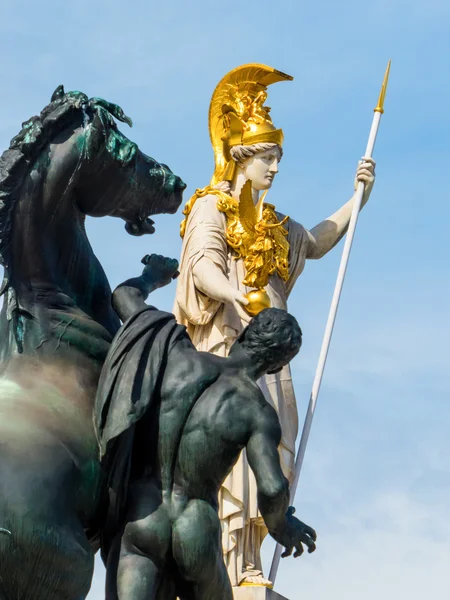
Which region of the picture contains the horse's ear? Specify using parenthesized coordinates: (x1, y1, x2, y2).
(51, 85, 65, 102)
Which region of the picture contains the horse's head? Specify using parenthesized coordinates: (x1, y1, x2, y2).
(46, 87, 186, 236)
(0, 86, 187, 341)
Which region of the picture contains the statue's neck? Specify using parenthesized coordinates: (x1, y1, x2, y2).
(230, 172, 260, 205)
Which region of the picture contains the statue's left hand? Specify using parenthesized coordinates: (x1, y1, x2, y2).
(277, 506, 317, 559)
(141, 254, 179, 290)
(354, 156, 376, 202)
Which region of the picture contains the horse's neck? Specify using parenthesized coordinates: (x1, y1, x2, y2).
(10, 190, 119, 335)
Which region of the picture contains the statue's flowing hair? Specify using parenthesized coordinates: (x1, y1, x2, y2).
(0, 85, 133, 297)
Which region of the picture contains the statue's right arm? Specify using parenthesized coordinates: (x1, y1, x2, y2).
(192, 257, 249, 320)
(183, 196, 249, 319)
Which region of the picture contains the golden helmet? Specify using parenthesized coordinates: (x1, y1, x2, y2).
(208, 63, 293, 185)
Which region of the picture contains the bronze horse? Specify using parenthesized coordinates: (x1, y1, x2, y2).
(0, 86, 185, 599)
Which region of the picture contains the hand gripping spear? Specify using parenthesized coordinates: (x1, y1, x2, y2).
(269, 60, 391, 584)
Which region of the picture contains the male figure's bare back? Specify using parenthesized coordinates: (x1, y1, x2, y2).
(112, 343, 268, 599)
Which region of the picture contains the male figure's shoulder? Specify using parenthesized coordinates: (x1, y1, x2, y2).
(165, 343, 222, 391)
(245, 385, 283, 441)
(225, 372, 280, 428)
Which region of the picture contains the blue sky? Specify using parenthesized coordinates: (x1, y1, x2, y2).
(1, 0, 449, 598)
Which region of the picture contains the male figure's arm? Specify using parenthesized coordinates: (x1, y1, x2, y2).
(112, 254, 179, 322)
(246, 407, 317, 557)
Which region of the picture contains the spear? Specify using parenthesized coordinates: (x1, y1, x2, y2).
(269, 60, 391, 584)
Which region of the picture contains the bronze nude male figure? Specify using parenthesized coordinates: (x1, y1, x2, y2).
(95, 255, 317, 600)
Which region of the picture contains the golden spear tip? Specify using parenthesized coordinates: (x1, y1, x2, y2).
(374, 59, 391, 114)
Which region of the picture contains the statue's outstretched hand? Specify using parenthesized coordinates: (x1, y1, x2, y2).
(275, 507, 317, 559)
(141, 254, 179, 290)
(354, 156, 376, 202)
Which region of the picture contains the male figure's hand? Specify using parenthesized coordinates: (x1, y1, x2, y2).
(273, 507, 317, 558)
(141, 254, 179, 290)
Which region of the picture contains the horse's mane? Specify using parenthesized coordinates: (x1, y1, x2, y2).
(0, 85, 133, 297)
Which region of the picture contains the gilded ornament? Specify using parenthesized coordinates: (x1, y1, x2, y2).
(244, 289, 271, 316)
(235, 180, 289, 289)
(208, 64, 292, 185)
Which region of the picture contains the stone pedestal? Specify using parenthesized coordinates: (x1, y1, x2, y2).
(233, 587, 289, 600)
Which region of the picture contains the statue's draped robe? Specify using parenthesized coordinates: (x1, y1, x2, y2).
(94, 307, 186, 557)
(174, 194, 311, 585)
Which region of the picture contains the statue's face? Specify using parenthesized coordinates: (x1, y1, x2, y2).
(240, 147, 282, 191)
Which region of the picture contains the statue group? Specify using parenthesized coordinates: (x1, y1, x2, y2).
(0, 64, 376, 599)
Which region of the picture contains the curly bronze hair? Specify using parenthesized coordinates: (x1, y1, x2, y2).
(236, 308, 302, 374)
